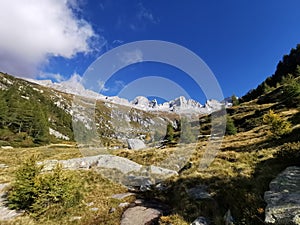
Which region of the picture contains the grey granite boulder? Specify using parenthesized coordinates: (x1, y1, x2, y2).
(39, 154, 177, 188)
(40, 155, 142, 173)
(264, 166, 300, 224)
(127, 139, 146, 150)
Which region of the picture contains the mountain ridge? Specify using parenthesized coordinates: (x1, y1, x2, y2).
(26, 76, 229, 115)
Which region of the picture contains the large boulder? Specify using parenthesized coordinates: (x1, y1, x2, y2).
(264, 166, 300, 224)
(40, 155, 142, 173)
(39, 154, 177, 188)
(127, 139, 146, 150)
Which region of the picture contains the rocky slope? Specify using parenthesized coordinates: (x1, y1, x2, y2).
(0, 72, 225, 148)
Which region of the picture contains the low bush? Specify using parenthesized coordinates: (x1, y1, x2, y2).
(263, 110, 292, 138)
(7, 156, 82, 217)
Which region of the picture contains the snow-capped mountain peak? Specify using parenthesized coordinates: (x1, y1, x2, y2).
(28, 76, 227, 115)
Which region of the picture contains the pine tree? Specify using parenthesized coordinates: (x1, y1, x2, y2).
(226, 116, 237, 135)
(0, 91, 8, 128)
(31, 104, 50, 144)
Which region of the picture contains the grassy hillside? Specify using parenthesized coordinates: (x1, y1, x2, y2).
(1, 78, 299, 224)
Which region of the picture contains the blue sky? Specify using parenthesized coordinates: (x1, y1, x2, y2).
(1, 1, 300, 103)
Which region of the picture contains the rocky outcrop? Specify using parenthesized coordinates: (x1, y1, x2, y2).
(264, 166, 300, 225)
(39, 154, 178, 188)
(127, 139, 146, 150)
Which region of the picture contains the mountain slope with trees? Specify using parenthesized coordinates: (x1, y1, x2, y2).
(241, 44, 300, 103)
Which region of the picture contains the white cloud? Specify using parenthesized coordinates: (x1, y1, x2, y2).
(137, 2, 159, 25)
(0, 0, 97, 78)
(38, 72, 65, 82)
(97, 80, 109, 92)
(118, 49, 143, 65)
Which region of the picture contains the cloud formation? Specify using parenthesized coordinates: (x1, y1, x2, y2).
(118, 49, 143, 65)
(137, 2, 159, 25)
(0, 0, 96, 77)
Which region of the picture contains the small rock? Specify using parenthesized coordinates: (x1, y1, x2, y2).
(121, 206, 161, 225)
(85, 202, 94, 207)
(119, 202, 130, 208)
(112, 193, 135, 200)
(70, 216, 82, 221)
(134, 199, 144, 205)
(0, 146, 13, 149)
(190, 216, 210, 225)
(0, 164, 8, 169)
(127, 139, 146, 150)
(186, 185, 212, 200)
(155, 183, 169, 191)
(109, 207, 116, 213)
(90, 207, 99, 212)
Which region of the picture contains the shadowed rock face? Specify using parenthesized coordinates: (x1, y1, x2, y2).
(264, 166, 300, 225)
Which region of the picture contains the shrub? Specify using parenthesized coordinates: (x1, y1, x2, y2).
(7, 156, 41, 210)
(263, 109, 292, 138)
(7, 156, 82, 217)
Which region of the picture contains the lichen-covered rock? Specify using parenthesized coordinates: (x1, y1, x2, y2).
(264, 166, 300, 224)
